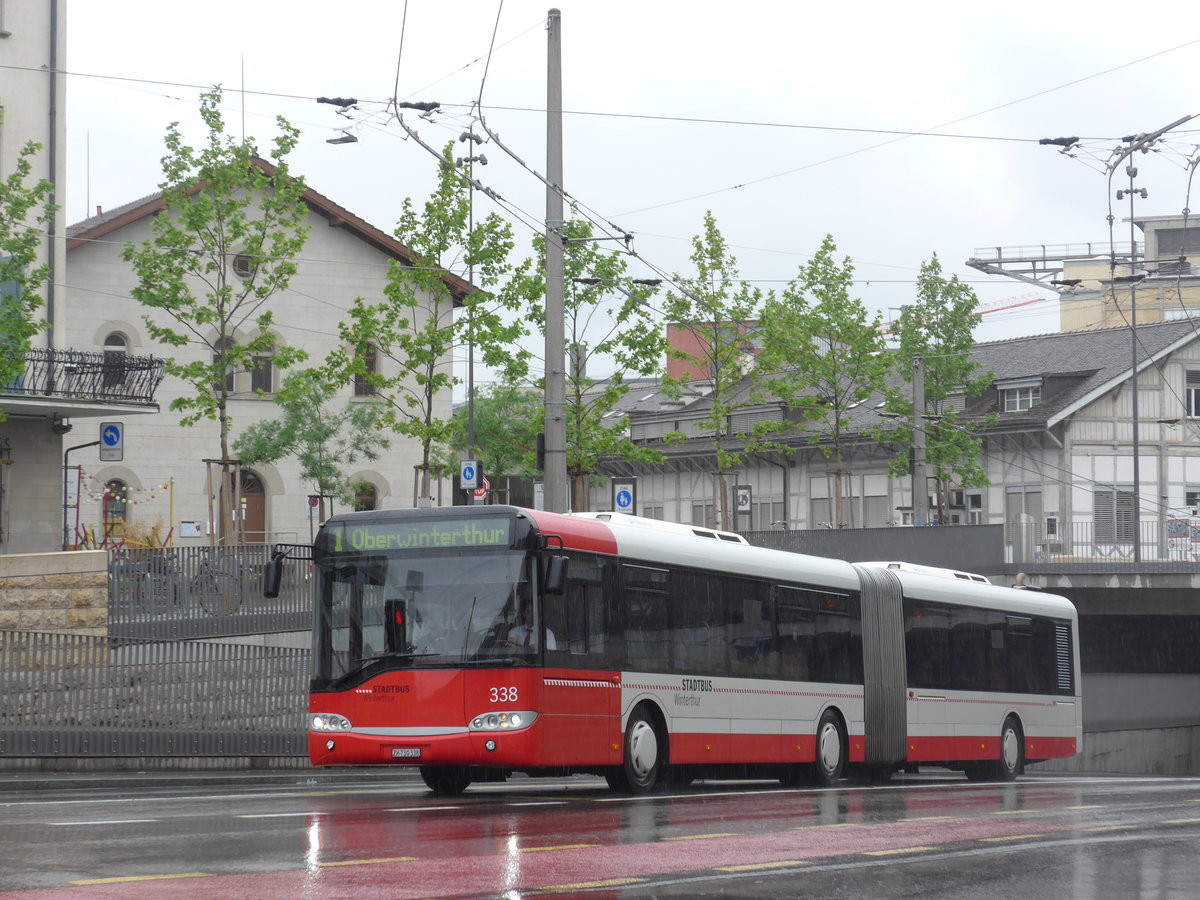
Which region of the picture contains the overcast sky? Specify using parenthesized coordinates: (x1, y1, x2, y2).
(64, 1, 1200, 386)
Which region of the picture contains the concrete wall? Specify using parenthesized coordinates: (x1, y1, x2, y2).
(1036, 726, 1200, 776)
(0, 550, 107, 635)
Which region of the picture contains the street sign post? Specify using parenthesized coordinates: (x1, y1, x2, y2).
(612, 478, 637, 514)
(460, 460, 480, 491)
(99, 422, 124, 462)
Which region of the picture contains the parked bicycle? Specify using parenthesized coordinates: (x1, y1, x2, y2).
(135, 551, 180, 615)
(190, 549, 244, 615)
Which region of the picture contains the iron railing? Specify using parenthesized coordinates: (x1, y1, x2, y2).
(0, 546, 315, 759)
(0, 631, 308, 757)
(107, 544, 312, 642)
(1006, 518, 1200, 565)
(2, 347, 165, 404)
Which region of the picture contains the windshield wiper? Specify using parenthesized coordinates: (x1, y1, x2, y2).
(459, 655, 525, 667)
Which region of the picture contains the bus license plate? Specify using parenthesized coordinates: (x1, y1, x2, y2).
(391, 747, 421, 759)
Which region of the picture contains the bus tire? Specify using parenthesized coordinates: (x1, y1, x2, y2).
(964, 716, 1023, 782)
(419, 765, 472, 796)
(618, 706, 664, 794)
(996, 716, 1024, 781)
(811, 709, 846, 786)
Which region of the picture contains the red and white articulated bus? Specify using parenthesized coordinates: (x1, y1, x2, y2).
(295, 505, 1081, 795)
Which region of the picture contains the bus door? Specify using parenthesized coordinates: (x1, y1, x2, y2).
(903, 599, 950, 759)
(539, 553, 622, 767)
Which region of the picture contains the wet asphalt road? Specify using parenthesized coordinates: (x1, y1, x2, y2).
(0, 771, 1198, 898)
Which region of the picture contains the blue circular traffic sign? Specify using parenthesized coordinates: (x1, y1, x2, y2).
(462, 465, 476, 482)
(102, 424, 122, 446)
(615, 489, 633, 510)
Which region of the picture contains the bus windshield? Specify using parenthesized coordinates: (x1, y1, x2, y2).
(313, 548, 538, 688)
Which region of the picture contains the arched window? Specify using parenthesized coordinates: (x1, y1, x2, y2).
(104, 479, 128, 541)
(102, 332, 127, 389)
(251, 342, 274, 394)
(354, 483, 378, 512)
(213, 337, 236, 392)
(232, 253, 257, 279)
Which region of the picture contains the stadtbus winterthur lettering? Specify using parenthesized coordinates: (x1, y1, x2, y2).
(330, 519, 511, 552)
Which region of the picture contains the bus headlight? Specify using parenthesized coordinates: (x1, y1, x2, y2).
(469, 711, 537, 731)
(309, 713, 353, 732)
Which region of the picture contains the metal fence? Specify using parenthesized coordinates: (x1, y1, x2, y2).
(0, 631, 308, 757)
(1006, 519, 1200, 565)
(0, 546, 315, 759)
(108, 543, 311, 642)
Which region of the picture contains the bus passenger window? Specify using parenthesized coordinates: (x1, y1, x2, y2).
(622, 565, 671, 674)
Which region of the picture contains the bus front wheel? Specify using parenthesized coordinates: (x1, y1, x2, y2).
(420, 765, 472, 796)
(610, 706, 663, 794)
(811, 710, 846, 786)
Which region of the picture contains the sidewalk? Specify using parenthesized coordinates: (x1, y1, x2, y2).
(0, 766, 423, 794)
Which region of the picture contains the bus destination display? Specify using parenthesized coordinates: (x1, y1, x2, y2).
(327, 518, 512, 553)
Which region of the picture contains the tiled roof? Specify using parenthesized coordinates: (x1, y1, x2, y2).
(66, 157, 473, 299)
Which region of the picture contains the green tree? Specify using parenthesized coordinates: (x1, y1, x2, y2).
(660, 212, 767, 529)
(121, 87, 311, 466)
(755, 235, 891, 527)
(0, 112, 55, 414)
(442, 379, 542, 502)
(233, 369, 389, 519)
(883, 254, 994, 520)
(332, 144, 533, 503)
(527, 218, 667, 510)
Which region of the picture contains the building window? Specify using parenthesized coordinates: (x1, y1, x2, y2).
(1186, 372, 1200, 417)
(353, 483, 377, 512)
(251, 353, 273, 394)
(213, 338, 236, 392)
(1003, 385, 1041, 412)
(1094, 488, 1135, 543)
(691, 500, 715, 529)
(1185, 489, 1200, 514)
(102, 332, 127, 389)
(104, 479, 128, 541)
(354, 344, 378, 397)
(232, 254, 256, 279)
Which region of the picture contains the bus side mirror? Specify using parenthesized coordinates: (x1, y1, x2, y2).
(264, 549, 287, 599)
(544, 555, 569, 595)
(384, 599, 407, 653)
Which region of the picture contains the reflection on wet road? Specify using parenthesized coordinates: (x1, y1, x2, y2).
(2, 774, 1199, 898)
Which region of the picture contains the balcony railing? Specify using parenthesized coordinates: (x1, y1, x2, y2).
(1006, 518, 1200, 565)
(2, 348, 165, 405)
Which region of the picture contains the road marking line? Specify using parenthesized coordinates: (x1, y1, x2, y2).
(664, 833, 738, 841)
(1085, 826, 1125, 832)
(1067, 805, 1104, 810)
(384, 806, 458, 812)
(519, 843, 595, 853)
(981, 834, 1044, 842)
(792, 823, 856, 830)
(317, 857, 419, 867)
(51, 819, 157, 826)
(542, 878, 647, 891)
(1163, 818, 1200, 825)
(70, 873, 211, 885)
(510, 801, 567, 807)
(901, 816, 952, 821)
(991, 810, 1028, 815)
(716, 860, 810, 872)
(862, 847, 935, 856)
(237, 812, 325, 819)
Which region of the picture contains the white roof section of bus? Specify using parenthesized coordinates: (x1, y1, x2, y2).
(857, 561, 990, 583)
(876, 565, 1077, 620)
(569, 511, 748, 543)
(588, 516, 860, 592)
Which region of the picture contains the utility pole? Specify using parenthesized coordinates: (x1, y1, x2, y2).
(543, 8, 568, 513)
(912, 354, 930, 527)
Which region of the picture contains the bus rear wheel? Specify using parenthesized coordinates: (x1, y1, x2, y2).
(420, 765, 472, 796)
(964, 717, 1023, 782)
(609, 706, 664, 794)
(811, 710, 846, 786)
